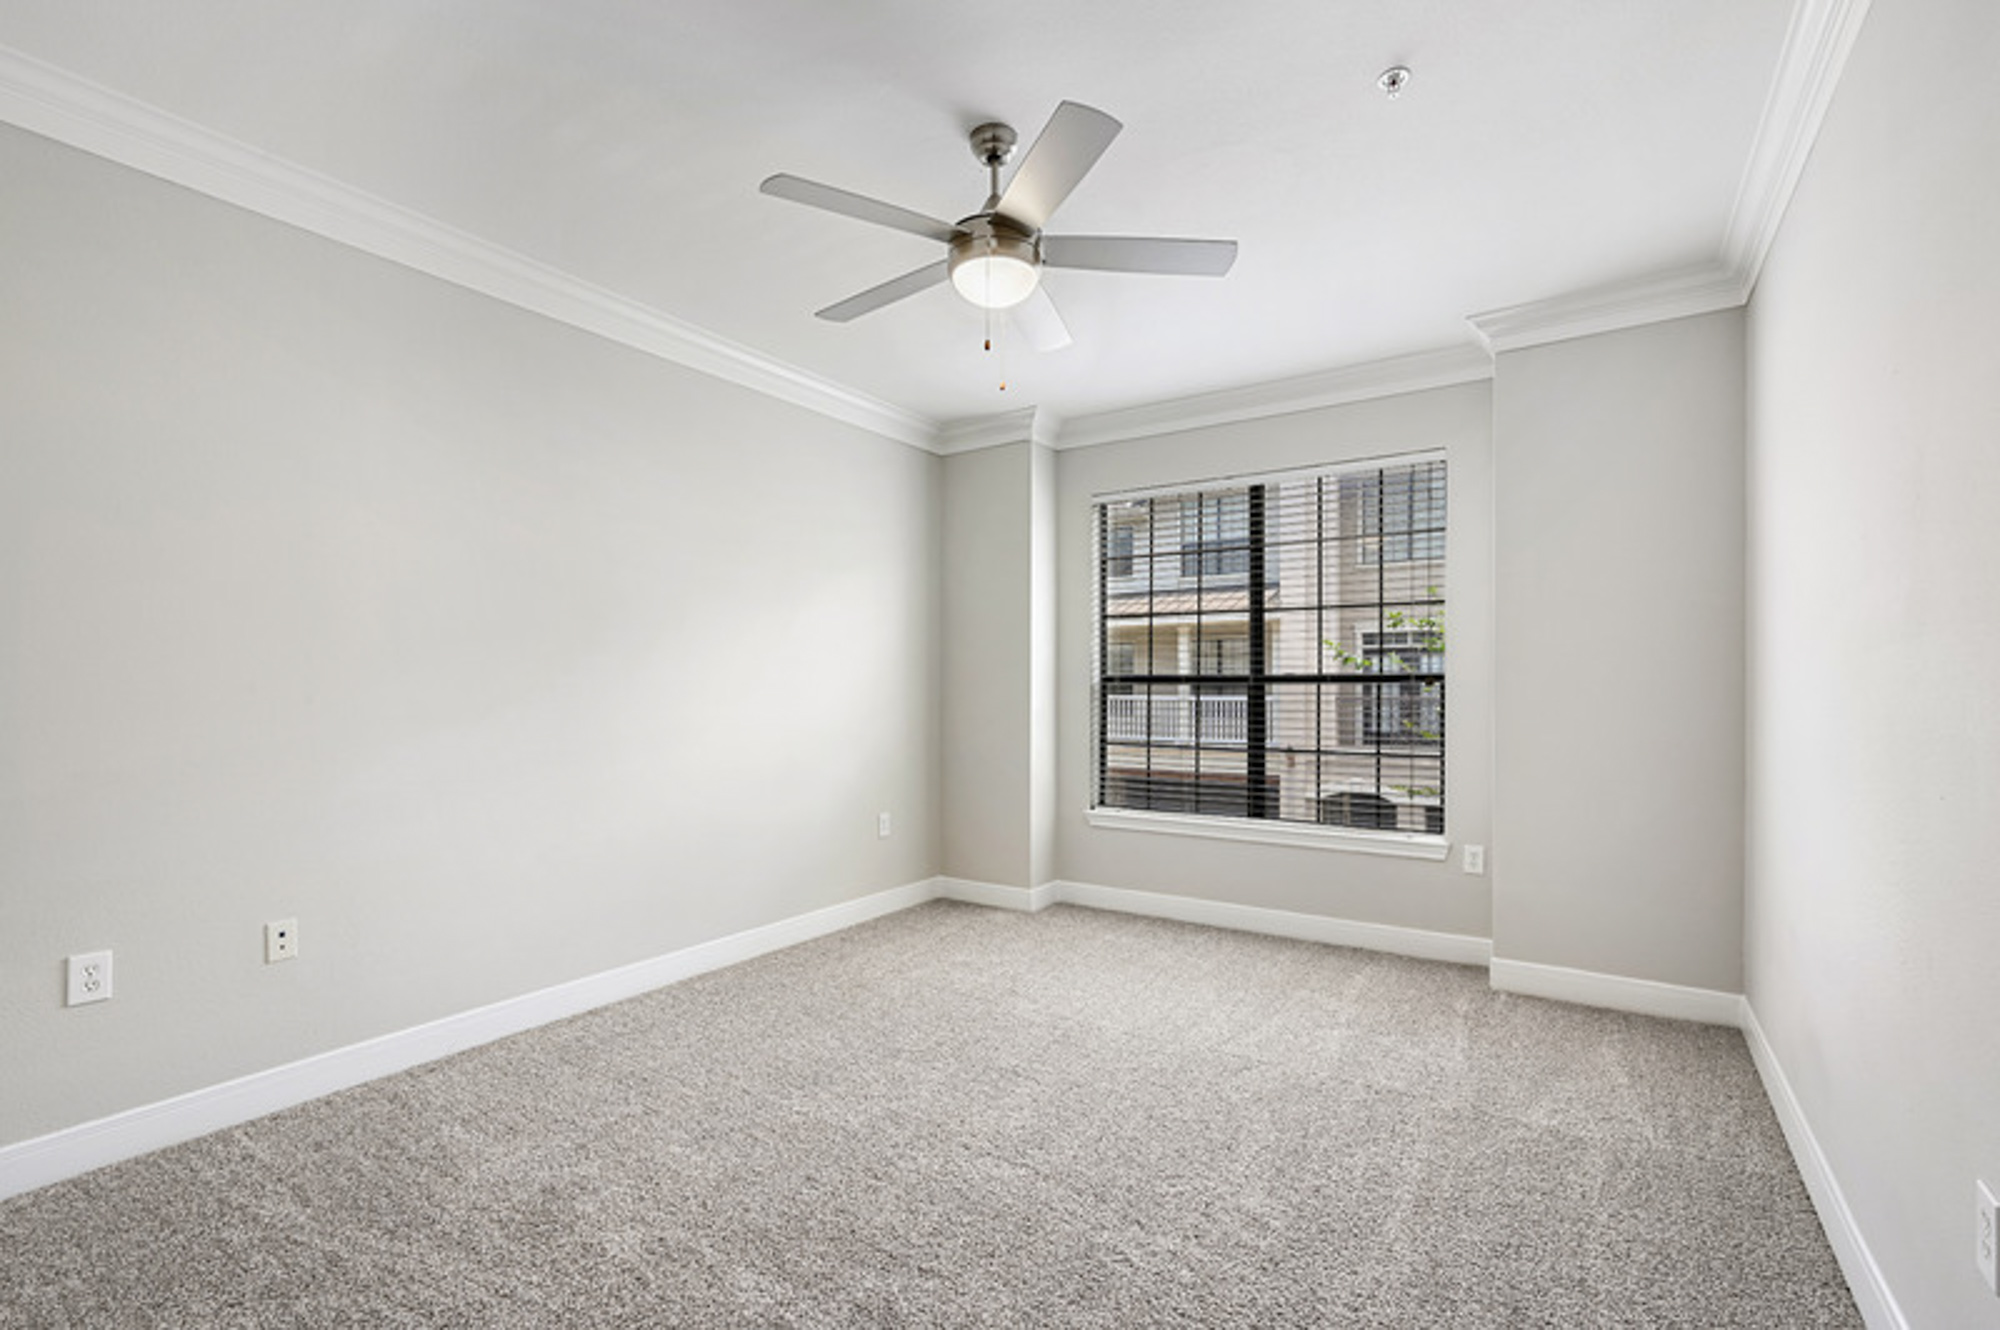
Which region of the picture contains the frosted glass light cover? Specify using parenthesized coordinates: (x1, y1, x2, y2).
(950, 252, 1039, 308)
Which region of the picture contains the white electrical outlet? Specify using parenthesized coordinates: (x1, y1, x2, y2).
(65, 951, 113, 1006)
(1463, 844, 1486, 875)
(1978, 1179, 1998, 1296)
(265, 918, 299, 964)
(877, 812, 892, 839)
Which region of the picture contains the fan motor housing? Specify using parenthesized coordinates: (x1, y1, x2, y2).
(949, 214, 1040, 270)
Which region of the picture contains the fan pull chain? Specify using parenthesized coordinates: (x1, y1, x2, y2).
(980, 305, 1008, 391)
(968, 229, 1006, 389)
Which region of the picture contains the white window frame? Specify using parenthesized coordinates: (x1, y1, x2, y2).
(1088, 452, 1450, 859)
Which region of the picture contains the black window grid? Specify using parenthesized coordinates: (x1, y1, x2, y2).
(1095, 462, 1446, 834)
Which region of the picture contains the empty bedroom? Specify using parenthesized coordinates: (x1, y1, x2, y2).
(2, 0, 1994, 1326)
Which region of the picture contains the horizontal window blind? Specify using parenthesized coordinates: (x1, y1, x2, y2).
(1094, 456, 1446, 835)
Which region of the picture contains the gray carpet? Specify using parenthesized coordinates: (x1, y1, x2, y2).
(1, 901, 1858, 1327)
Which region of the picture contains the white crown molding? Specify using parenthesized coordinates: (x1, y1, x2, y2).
(1466, 0, 1870, 354)
(2, 46, 1484, 464)
(1052, 344, 1495, 452)
(1467, 262, 1747, 356)
(0, 44, 940, 452)
(933, 406, 1064, 456)
(1, 0, 1870, 460)
(1722, 0, 1876, 294)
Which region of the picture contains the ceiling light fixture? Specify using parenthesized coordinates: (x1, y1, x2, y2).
(759, 102, 1237, 343)
(1378, 66, 1411, 99)
(949, 226, 1041, 309)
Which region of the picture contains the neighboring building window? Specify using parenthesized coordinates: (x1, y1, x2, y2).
(1198, 635, 1251, 676)
(1348, 463, 1446, 564)
(1357, 627, 1444, 747)
(1105, 642, 1137, 695)
(1180, 492, 1251, 581)
(1106, 523, 1136, 579)
(1094, 456, 1446, 837)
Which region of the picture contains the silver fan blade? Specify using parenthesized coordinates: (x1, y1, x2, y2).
(814, 260, 951, 322)
(1042, 235, 1238, 276)
(994, 101, 1122, 232)
(1006, 284, 1073, 351)
(760, 174, 963, 244)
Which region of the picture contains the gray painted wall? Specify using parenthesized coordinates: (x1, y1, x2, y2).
(0, 125, 943, 1148)
(941, 441, 1038, 888)
(1053, 384, 1495, 939)
(1491, 311, 1747, 992)
(939, 437, 1056, 891)
(1746, 0, 2000, 1322)
(1028, 443, 1058, 890)
(22, 26, 1994, 1323)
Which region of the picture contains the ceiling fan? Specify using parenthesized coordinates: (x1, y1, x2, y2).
(760, 101, 1237, 351)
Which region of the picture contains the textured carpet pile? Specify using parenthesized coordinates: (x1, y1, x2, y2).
(1, 901, 1858, 1327)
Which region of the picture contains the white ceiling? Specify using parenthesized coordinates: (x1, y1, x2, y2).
(0, 0, 1800, 431)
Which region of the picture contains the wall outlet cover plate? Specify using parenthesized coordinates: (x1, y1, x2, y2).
(65, 951, 114, 1006)
(265, 919, 299, 963)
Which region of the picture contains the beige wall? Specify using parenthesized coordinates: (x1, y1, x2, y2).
(0, 124, 943, 1148)
(1745, 0, 2000, 1323)
(1053, 383, 1495, 938)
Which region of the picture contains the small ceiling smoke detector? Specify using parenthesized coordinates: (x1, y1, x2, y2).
(1378, 66, 1411, 99)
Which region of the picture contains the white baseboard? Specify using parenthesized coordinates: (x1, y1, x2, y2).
(934, 876, 1059, 912)
(0, 878, 939, 1202)
(1048, 879, 1493, 966)
(1740, 1003, 1908, 1330)
(0, 869, 1909, 1330)
(1487, 956, 1744, 1026)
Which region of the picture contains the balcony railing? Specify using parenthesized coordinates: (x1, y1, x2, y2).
(1105, 693, 1259, 746)
(1104, 569, 1260, 597)
(1105, 690, 1444, 751)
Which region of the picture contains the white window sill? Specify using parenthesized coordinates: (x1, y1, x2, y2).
(1085, 808, 1450, 860)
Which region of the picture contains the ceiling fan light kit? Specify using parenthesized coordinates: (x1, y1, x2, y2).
(760, 100, 1237, 354)
(949, 220, 1041, 309)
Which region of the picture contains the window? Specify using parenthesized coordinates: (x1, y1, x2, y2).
(1347, 464, 1446, 564)
(1093, 456, 1446, 840)
(1357, 627, 1444, 747)
(1179, 492, 1251, 581)
(1105, 642, 1137, 695)
(1198, 635, 1251, 676)
(1107, 523, 1136, 579)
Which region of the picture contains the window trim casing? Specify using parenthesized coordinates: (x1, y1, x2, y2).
(1089, 450, 1451, 857)
(1085, 806, 1450, 859)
